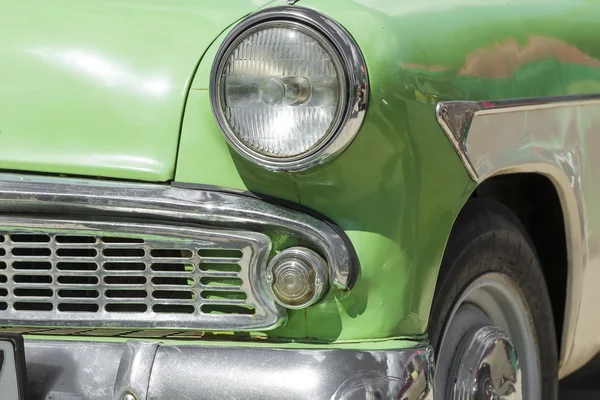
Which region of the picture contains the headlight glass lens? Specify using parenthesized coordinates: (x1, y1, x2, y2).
(218, 23, 345, 159)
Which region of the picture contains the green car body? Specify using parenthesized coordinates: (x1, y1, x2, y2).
(2, 0, 600, 397)
(1, 0, 476, 340)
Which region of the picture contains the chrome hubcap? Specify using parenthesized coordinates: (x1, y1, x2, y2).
(436, 273, 540, 400)
(453, 326, 522, 399)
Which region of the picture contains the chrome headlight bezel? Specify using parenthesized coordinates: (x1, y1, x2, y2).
(209, 6, 369, 172)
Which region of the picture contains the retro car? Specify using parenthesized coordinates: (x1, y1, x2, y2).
(1, 0, 599, 398)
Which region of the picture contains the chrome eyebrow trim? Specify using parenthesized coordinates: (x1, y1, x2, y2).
(0, 173, 356, 290)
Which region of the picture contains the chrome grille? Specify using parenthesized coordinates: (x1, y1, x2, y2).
(0, 216, 278, 331)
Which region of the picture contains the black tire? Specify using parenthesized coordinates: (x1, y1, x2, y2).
(429, 197, 558, 399)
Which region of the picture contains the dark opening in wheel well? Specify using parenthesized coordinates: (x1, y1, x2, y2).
(473, 173, 567, 356)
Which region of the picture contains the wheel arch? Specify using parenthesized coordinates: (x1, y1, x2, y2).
(466, 166, 583, 378)
(435, 97, 598, 378)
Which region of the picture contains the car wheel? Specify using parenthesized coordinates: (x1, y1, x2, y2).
(429, 198, 558, 399)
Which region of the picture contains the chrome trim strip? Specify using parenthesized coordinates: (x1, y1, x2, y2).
(24, 339, 434, 400)
(210, 5, 369, 172)
(436, 94, 600, 377)
(0, 173, 356, 291)
(435, 101, 479, 180)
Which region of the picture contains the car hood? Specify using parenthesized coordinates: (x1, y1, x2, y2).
(0, 0, 272, 181)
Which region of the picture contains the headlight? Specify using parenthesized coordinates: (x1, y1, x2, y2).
(210, 6, 368, 171)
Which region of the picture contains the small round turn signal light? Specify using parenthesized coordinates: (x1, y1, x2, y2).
(266, 247, 329, 309)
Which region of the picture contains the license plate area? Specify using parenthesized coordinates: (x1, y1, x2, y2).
(0, 334, 27, 400)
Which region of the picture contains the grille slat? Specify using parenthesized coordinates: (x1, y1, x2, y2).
(199, 271, 241, 278)
(54, 297, 101, 302)
(147, 260, 196, 266)
(12, 293, 54, 300)
(13, 277, 53, 284)
(99, 284, 147, 290)
(96, 257, 146, 262)
(0, 217, 274, 332)
(3, 243, 51, 248)
(101, 297, 155, 304)
(149, 284, 196, 291)
(201, 298, 248, 305)
(54, 243, 100, 248)
(200, 257, 242, 264)
(199, 285, 243, 291)
(52, 271, 100, 275)
(199, 286, 246, 292)
(14, 297, 56, 303)
(151, 299, 197, 305)
(148, 271, 195, 276)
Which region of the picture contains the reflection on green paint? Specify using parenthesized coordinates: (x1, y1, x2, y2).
(177, 0, 600, 343)
(3, 0, 600, 346)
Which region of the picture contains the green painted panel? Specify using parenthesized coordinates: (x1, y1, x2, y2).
(176, 0, 474, 341)
(175, 23, 300, 201)
(0, 0, 270, 181)
(4, 0, 598, 343)
(177, 0, 600, 341)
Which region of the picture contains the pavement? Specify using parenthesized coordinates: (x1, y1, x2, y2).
(560, 355, 600, 398)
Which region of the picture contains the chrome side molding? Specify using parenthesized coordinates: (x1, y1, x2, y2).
(436, 93, 600, 182)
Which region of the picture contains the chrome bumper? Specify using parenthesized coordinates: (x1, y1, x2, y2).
(24, 339, 434, 400)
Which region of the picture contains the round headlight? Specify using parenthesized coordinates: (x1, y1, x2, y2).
(210, 7, 368, 171)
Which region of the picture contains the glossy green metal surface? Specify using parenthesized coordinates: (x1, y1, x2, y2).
(176, 0, 474, 341)
(0, 0, 270, 181)
(4, 0, 600, 344)
(176, 0, 600, 341)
